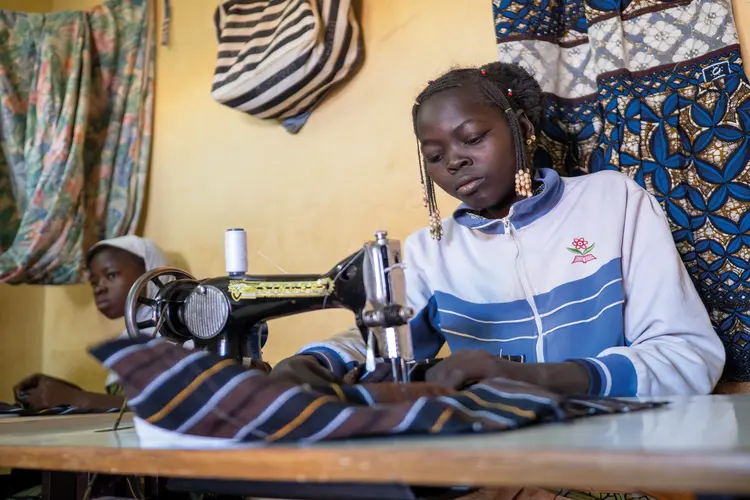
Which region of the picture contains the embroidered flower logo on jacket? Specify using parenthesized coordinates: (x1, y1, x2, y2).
(568, 238, 597, 264)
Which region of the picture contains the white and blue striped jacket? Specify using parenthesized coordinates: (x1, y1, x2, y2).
(300, 169, 725, 397)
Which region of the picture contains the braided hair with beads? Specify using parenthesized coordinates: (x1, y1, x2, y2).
(412, 62, 545, 240)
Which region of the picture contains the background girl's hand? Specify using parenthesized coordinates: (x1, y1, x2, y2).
(14, 373, 90, 409)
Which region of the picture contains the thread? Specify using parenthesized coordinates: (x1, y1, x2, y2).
(225, 228, 248, 277)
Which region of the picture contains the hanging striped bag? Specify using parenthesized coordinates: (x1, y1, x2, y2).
(211, 0, 363, 133)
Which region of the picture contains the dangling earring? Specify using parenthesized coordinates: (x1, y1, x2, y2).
(515, 167, 533, 198)
(415, 113, 442, 240)
(429, 208, 443, 240)
(423, 177, 443, 240)
(515, 134, 534, 198)
(420, 177, 443, 240)
(418, 157, 442, 240)
(515, 134, 536, 198)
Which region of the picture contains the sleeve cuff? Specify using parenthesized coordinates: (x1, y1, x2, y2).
(299, 347, 355, 378)
(568, 354, 638, 397)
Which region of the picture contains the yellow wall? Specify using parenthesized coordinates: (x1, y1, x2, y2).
(0, 0, 50, 12)
(0, 286, 45, 401)
(1, 0, 749, 397)
(0, 0, 52, 402)
(19, 0, 495, 392)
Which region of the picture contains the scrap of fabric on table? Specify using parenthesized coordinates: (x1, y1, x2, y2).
(0, 401, 118, 416)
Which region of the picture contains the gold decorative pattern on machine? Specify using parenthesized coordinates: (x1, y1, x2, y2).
(228, 279, 335, 301)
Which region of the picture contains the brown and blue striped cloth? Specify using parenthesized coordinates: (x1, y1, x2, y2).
(90, 336, 664, 443)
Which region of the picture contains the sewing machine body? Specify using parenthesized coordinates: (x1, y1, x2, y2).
(125, 231, 416, 382)
(148, 252, 367, 358)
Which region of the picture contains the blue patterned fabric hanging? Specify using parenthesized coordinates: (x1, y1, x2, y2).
(492, 0, 750, 381)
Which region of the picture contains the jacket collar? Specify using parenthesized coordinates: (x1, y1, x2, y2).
(452, 168, 564, 235)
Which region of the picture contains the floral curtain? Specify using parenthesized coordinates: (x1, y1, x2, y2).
(0, 0, 154, 284)
(492, 0, 750, 381)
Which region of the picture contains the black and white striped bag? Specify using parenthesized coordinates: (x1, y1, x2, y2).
(211, 0, 363, 132)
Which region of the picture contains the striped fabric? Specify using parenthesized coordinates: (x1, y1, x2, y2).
(0, 404, 118, 416)
(211, 0, 363, 130)
(90, 337, 664, 443)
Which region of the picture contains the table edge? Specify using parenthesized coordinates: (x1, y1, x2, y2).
(2, 445, 749, 493)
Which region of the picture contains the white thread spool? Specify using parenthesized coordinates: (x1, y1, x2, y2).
(225, 228, 248, 277)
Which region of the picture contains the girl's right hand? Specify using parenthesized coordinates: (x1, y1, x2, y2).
(268, 355, 340, 386)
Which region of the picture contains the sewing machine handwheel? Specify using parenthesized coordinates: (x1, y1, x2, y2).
(124, 267, 196, 339)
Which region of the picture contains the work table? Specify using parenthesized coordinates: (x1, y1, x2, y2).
(0, 395, 749, 493)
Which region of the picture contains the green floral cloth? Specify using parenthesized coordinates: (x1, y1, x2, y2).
(0, 0, 154, 284)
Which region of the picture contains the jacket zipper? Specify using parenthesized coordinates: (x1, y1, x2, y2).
(504, 212, 545, 362)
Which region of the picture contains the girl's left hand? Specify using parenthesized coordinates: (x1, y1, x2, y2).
(424, 350, 525, 390)
(424, 350, 590, 395)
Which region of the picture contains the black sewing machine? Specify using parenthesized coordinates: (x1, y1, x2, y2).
(123, 229, 524, 500)
(124, 229, 418, 382)
(124, 229, 525, 384)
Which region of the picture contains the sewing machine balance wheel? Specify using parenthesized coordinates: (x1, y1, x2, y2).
(124, 267, 197, 340)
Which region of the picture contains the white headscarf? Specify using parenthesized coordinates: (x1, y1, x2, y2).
(89, 235, 170, 303)
(89, 236, 169, 388)
(88, 235, 167, 278)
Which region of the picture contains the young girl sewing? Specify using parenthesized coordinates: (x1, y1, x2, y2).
(13, 236, 167, 411)
(271, 62, 726, 397)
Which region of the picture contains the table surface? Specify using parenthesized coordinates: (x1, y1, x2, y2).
(1, 395, 749, 493)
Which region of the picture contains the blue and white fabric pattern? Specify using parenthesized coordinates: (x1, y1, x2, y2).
(492, 0, 750, 382)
